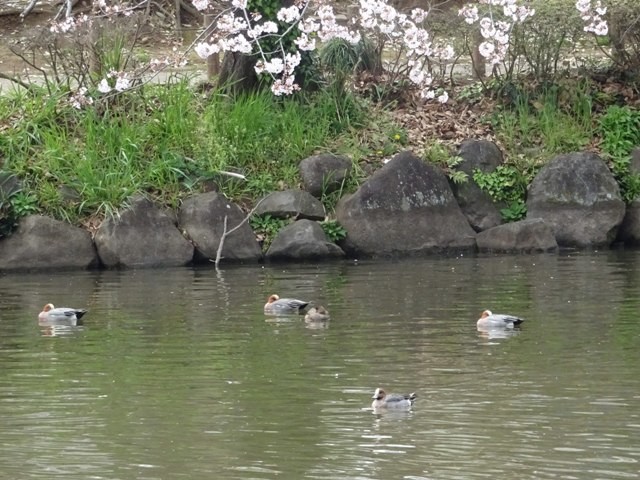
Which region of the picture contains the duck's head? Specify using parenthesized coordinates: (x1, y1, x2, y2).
(316, 306, 328, 314)
(372, 388, 386, 400)
(42, 303, 55, 312)
(480, 310, 492, 318)
(266, 294, 280, 304)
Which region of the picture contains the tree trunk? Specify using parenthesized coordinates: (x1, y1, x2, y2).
(204, 14, 220, 80)
(216, 52, 259, 95)
(470, 29, 486, 79)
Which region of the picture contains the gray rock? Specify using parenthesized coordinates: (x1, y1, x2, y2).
(631, 146, 640, 173)
(617, 199, 640, 245)
(476, 218, 558, 253)
(265, 219, 345, 261)
(335, 151, 477, 256)
(453, 139, 504, 231)
(299, 154, 352, 198)
(178, 191, 261, 263)
(0, 215, 98, 271)
(617, 148, 640, 244)
(94, 197, 194, 268)
(526, 152, 626, 247)
(254, 189, 325, 220)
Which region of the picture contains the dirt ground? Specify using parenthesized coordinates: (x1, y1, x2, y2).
(0, 10, 196, 81)
(0, 13, 47, 74)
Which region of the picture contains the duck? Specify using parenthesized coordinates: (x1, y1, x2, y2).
(304, 306, 330, 322)
(371, 387, 417, 410)
(38, 303, 88, 324)
(477, 309, 524, 329)
(264, 294, 310, 315)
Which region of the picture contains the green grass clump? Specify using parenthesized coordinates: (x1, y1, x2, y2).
(491, 82, 594, 159)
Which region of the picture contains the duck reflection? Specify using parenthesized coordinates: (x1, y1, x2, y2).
(39, 324, 84, 337)
(476, 325, 522, 340)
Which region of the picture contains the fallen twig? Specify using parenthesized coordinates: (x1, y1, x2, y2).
(214, 196, 267, 269)
(0, 72, 36, 93)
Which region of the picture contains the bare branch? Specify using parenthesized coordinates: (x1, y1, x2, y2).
(0, 72, 35, 92)
(214, 215, 228, 269)
(214, 196, 268, 269)
(20, 0, 40, 19)
(19, 0, 74, 19)
(54, 0, 74, 20)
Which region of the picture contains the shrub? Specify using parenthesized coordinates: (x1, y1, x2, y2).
(607, 0, 640, 79)
(509, 0, 585, 84)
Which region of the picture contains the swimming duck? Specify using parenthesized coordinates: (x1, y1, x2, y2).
(38, 303, 88, 324)
(371, 387, 417, 410)
(304, 306, 330, 322)
(264, 294, 310, 315)
(477, 309, 524, 328)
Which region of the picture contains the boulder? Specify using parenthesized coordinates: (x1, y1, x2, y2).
(94, 197, 194, 268)
(476, 218, 558, 253)
(618, 199, 640, 245)
(0, 215, 98, 271)
(299, 153, 352, 198)
(335, 151, 477, 256)
(254, 189, 325, 220)
(526, 152, 626, 248)
(452, 139, 504, 231)
(265, 219, 345, 261)
(178, 191, 262, 263)
(617, 147, 640, 245)
(632, 147, 640, 171)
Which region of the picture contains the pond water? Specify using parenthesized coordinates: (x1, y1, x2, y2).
(1, 251, 639, 480)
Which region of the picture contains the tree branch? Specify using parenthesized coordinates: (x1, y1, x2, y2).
(20, 0, 40, 18)
(20, 0, 74, 19)
(0, 72, 35, 92)
(179, 0, 201, 18)
(214, 196, 267, 269)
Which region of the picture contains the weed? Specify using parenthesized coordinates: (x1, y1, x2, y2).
(249, 214, 290, 251)
(598, 105, 640, 202)
(422, 142, 468, 184)
(492, 84, 593, 159)
(319, 166, 361, 216)
(320, 220, 347, 243)
(458, 82, 486, 103)
(473, 160, 541, 222)
(10, 192, 39, 217)
(500, 200, 528, 223)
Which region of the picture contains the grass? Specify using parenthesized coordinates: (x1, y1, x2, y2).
(0, 80, 384, 226)
(491, 82, 595, 160)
